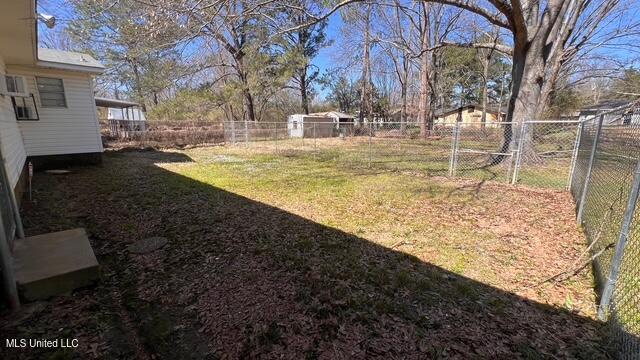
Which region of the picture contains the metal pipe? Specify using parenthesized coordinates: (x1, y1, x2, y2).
(511, 121, 526, 185)
(368, 122, 372, 168)
(576, 114, 604, 223)
(448, 123, 459, 177)
(566, 122, 583, 191)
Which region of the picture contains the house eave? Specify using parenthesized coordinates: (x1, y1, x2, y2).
(36, 61, 104, 74)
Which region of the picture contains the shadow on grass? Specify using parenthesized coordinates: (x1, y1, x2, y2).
(3, 149, 620, 359)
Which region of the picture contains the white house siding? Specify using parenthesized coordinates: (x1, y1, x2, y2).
(6, 66, 103, 157)
(0, 57, 27, 188)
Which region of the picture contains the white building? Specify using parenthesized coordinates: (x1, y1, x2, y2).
(0, 3, 104, 189)
(0, 0, 105, 308)
(95, 97, 147, 137)
(287, 111, 356, 138)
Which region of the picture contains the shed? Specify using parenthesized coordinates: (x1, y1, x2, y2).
(308, 111, 357, 135)
(287, 115, 335, 138)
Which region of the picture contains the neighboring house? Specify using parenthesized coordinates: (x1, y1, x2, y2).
(578, 100, 634, 124)
(435, 104, 506, 127)
(95, 97, 146, 137)
(0, 0, 102, 308)
(389, 107, 419, 123)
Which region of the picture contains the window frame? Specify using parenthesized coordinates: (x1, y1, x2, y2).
(5, 75, 27, 95)
(11, 94, 40, 121)
(36, 76, 68, 108)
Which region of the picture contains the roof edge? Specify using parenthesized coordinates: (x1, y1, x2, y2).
(36, 60, 104, 74)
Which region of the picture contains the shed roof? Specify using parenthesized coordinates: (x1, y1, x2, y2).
(579, 100, 631, 113)
(95, 97, 140, 108)
(37, 48, 105, 73)
(435, 103, 505, 117)
(308, 111, 355, 119)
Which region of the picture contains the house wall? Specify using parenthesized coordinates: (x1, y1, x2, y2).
(437, 108, 502, 127)
(6, 66, 103, 157)
(0, 57, 27, 188)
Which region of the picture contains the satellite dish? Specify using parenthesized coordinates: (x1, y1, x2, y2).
(37, 14, 56, 29)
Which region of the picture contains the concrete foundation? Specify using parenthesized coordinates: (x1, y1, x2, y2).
(13, 228, 99, 301)
(28, 152, 103, 170)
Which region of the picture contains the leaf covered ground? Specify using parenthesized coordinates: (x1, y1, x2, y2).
(0, 147, 609, 359)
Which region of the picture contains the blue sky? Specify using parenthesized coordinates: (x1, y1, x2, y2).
(36, 0, 640, 101)
(37, 0, 343, 99)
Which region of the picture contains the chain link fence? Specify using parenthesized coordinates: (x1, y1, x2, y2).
(99, 106, 640, 357)
(218, 120, 584, 189)
(570, 102, 640, 359)
(100, 119, 225, 148)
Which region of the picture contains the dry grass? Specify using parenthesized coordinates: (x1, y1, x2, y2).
(0, 147, 609, 359)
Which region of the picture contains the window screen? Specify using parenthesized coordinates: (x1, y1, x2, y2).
(36, 77, 66, 107)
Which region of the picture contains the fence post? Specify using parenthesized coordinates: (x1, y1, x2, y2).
(368, 122, 372, 168)
(567, 122, 584, 191)
(597, 158, 640, 320)
(448, 122, 460, 177)
(231, 121, 236, 145)
(244, 120, 249, 147)
(274, 122, 278, 153)
(511, 121, 527, 185)
(576, 114, 605, 224)
(313, 123, 317, 153)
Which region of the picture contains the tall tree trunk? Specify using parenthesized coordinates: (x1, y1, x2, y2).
(481, 56, 489, 126)
(359, 4, 373, 124)
(418, 4, 432, 138)
(400, 74, 408, 132)
(243, 88, 256, 122)
(131, 62, 147, 112)
(497, 44, 544, 163)
(300, 69, 309, 114)
(236, 56, 256, 122)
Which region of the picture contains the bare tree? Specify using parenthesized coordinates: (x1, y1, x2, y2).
(428, 0, 639, 155)
(359, 3, 374, 123)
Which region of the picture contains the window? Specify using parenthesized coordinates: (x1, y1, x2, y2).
(5, 75, 26, 94)
(10, 94, 39, 121)
(36, 77, 66, 107)
(292, 120, 298, 129)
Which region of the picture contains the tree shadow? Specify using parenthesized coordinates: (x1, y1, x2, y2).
(3, 149, 620, 359)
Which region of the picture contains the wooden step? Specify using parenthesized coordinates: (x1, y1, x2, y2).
(12, 228, 99, 301)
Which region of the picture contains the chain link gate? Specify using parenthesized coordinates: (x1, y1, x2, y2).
(448, 120, 581, 189)
(448, 122, 517, 182)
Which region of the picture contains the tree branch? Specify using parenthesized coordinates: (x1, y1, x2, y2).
(427, 0, 512, 30)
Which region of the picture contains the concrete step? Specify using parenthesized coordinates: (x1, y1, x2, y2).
(12, 228, 99, 301)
